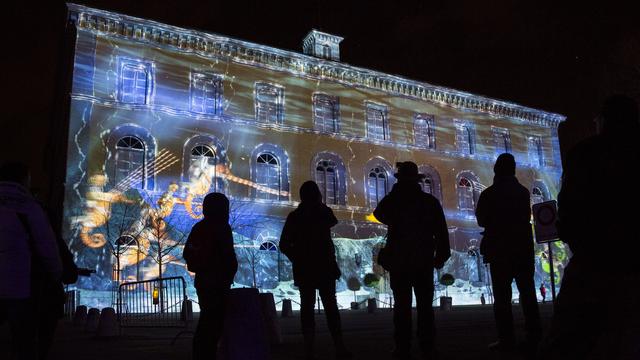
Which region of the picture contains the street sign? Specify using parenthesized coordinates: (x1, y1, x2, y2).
(532, 200, 560, 243)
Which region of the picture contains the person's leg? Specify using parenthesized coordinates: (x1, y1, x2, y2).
(319, 283, 351, 358)
(193, 288, 215, 360)
(5, 298, 38, 360)
(390, 272, 413, 357)
(210, 291, 227, 359)
(514, 258, 542, 344)
(489, 262, 516, 347)
(299, 286, 317, 359)
(413, 272, 436, 357)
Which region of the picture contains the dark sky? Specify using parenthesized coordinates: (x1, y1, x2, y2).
(3, 0, 639, 195)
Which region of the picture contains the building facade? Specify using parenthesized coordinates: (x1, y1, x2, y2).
(63, 4, 568, 307)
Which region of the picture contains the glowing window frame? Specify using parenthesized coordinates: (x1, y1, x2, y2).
(312, 93, 340, 133)
(190, 72, 224, 115)
(117, 58, 154, 105)
(255, 82, 285, 124)
(365, 101, 390, 141)
(414, 113, 436, 149)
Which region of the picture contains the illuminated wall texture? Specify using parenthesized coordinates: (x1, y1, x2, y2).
(63, 4, 568, 308)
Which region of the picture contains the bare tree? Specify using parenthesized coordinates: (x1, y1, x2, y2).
(142, 207, 189, 280)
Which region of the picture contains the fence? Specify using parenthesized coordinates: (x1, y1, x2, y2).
(117, 276, 190, 328)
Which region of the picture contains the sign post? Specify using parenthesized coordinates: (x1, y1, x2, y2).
(532, 200, 561, 304)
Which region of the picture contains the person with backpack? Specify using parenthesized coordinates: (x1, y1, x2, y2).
(374, 161, 450, 360)
(279, 181, 352, 360)
(0, 161, 62, 360)
(183, 192, 237, 360)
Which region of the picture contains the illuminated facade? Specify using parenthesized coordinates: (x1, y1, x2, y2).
(63, 4, 567, 307)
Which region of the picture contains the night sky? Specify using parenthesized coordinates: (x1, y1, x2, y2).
(3, 0, 638, 199)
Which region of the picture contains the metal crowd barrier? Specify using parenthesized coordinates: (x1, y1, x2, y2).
(117, 276, 190, 329)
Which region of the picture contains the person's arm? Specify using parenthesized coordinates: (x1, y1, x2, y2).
(432, 199, 451, 269)
(279, 213, 296, 261)
(221, 224, 238, 286)
(373, 195, 393, 225)
(475, 191, 489, 228)
(25, 203, 62, 281)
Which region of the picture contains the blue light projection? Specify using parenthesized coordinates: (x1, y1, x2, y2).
(62, 4, 568, 309)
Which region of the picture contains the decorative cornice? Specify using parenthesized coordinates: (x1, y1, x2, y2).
(66, 3, 566, 128)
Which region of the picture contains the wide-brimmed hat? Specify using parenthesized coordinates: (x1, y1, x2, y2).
(394, 161, 426, 181)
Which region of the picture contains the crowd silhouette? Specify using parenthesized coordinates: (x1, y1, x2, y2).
(1, 94, 639, 359)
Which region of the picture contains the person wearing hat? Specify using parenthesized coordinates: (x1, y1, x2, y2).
(475, 153, 541, 353)
(373, 161, 450, 360)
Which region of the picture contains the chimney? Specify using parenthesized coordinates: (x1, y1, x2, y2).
(302, 30, 343, 61)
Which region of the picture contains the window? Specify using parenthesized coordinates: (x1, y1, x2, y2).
(457, 177, 475, 212)
(418, 165, 443, 203)
(528, 136, 544, 167)
(366, 102, 389, 141)
(322, 44, 331, 59)
(115, 136, 145, 189)
(313, 152, 347, 206)
(531, 181, 549, 205)
(455, 120, 476, 155)
(420, 175, 434, 194)
(119, 60, 152, 104)
(255, 83, 284, 124)
(316, 160, 338, 205)
(256, 153, 281, 200)
(532, 187, 545, 205)
(492, 127, 512, 154)
(259, 241, 278, 251)
(189, 145, 219, 191)
(313, 93, 340, 133)
(414, 114, 436, 149)
(191, 73, 223, 115)
(367, 167, 388, 208)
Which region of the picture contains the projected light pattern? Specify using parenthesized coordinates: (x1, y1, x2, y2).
(62, 4, 567, 309)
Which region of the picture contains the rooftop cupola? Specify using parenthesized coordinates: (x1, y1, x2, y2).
(302, 30, 343, 61)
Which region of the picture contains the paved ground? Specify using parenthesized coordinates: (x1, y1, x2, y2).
(3, 303, 554, 360)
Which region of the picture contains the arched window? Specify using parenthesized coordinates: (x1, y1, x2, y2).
(367, 167, 388, 208)
(115, 136, 145, 189)
(457, 177, 475, 212)
(418, 165, 443, 203)
(531, 181, 550, 205)
(313, 152, 347, 206)
(420, 174, 434, 194)
(316, 160, 339, 205)
(322, 44, 332, 59)
(528, 136, 544, 167)
(532, 187, 545, 205)
(256, 153, 281, 200)
(189, 145, 218, 192)
(259, 241, 278, 251)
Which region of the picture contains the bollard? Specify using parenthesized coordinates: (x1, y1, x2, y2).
(367, 298, 377, 313)
(96, 307, 118, 337)
(281, 299, 293, 318)
(439, 296, 452, 311)
(219, 288, 269, 360)
(259, 293, 282, 345)
(181, 299, 193, 322)
(85, 308, 101, 332)
(72, 305, 88, 327)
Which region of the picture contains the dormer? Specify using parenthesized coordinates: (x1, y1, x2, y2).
(302, 30, 344, 61)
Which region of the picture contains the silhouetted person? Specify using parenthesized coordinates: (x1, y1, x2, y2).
(476, 153, 541, 353)
(36, 208, 82, 360)
(183, 193, 238, 360)
(0, 162, 62, 360)
(541, 95, 640, 359)
(280, 181, 352, 360)
(373, 161, 450, 360)
(539, 283, 546, 304)
(481, 293, 486, 305)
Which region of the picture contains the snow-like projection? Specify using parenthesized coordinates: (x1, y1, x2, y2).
(62, 4, 567, 309)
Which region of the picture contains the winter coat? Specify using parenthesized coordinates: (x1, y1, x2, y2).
(279, 202, 341, 288)
(183, 217, 238, 291)
(475, 175, 534, 263)
(373, 181, 450, 273)
(0, 182, 62, 299)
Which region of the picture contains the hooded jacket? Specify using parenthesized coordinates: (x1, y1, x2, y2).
(0, 182, 62, 299)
